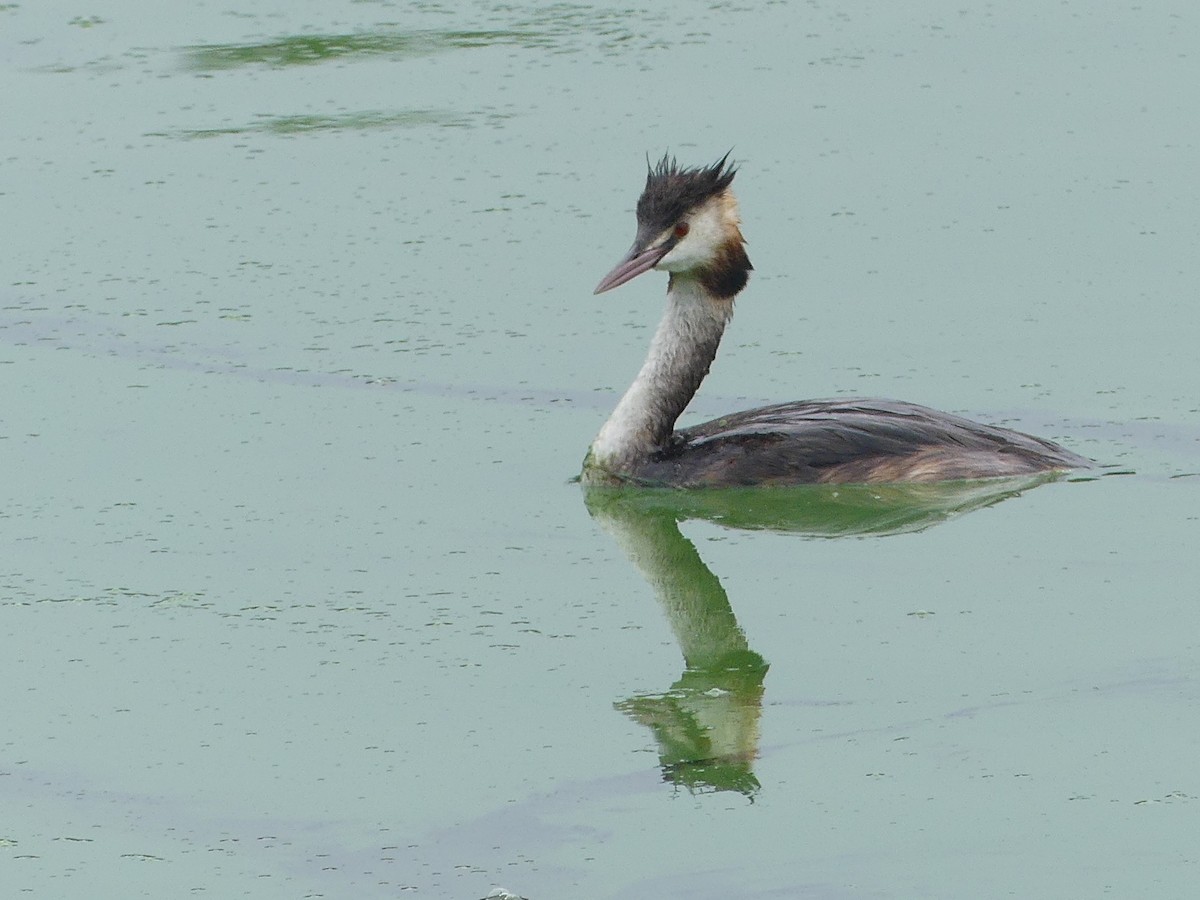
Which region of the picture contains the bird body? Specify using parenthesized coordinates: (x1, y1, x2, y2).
(582, 155, 1090, 487)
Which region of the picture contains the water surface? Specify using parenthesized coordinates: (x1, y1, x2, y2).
(3, 1, 1199, 897)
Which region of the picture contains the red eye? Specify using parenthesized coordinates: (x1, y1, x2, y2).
(673, 222, 689, 238)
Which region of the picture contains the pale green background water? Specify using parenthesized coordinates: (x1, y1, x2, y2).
(2, 2, 1198, 898)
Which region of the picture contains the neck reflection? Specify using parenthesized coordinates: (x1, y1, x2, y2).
(584, 474, 1063, 797)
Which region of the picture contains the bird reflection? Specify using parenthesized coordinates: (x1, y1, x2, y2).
(584, 473, 1064, 796)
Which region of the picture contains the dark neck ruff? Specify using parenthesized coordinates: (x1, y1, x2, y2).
(696, 239, 752, 300)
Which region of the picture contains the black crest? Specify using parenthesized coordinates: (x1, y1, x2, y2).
(636, 152, 737, 232)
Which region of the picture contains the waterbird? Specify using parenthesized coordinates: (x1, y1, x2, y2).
(582, 153, 1091, 487)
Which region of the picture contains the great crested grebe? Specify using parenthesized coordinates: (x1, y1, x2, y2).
(581, 153, 1091, 487)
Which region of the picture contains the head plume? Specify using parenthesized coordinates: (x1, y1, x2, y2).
(636, 152, 738, 233)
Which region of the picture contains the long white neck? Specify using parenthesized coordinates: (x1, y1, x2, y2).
(587, 276, 733, 476)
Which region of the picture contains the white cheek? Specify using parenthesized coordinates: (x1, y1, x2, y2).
(657, 242, 700, 272)
(655, 205, 726, 273)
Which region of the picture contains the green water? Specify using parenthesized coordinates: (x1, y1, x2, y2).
(2, 1, 1197, 897)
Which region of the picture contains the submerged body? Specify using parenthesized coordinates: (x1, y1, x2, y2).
(582, 154, 1090, 487)
(587, 395, 1089, 487)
